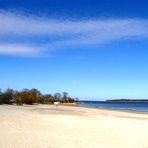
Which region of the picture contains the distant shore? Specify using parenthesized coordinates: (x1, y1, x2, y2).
(106, 99, 148, 102)
(1, 104, 148, 148)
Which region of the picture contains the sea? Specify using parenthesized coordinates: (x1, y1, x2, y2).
(78, 101, 148, 112)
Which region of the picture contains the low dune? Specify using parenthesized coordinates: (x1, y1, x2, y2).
(0, 104, 148, 148)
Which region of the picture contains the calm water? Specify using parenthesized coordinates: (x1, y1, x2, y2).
(78, 101, 148, 112)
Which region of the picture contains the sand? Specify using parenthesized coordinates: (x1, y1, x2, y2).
(0, 104, 148, 148)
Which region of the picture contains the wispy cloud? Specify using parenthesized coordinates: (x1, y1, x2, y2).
(72, 81, 80, 86)
(74, 56, 85, 60)
(0, 10, 148, 57)
(0, 44, 44, 57)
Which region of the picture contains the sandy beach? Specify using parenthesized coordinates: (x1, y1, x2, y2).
(0, 104, 148, 148)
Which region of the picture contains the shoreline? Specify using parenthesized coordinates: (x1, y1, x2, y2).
(78, 105, 148, 115)
(2, 103, 148, 115)
(77, 101, 148, 115)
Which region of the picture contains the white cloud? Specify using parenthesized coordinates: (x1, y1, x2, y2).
(0, 44, 45, 57)
(0, 10, 148, 56)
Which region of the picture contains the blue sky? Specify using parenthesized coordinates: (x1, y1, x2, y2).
(0, 0, 148, 100)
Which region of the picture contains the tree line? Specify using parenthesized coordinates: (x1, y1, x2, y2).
(0, 88, 78, 105)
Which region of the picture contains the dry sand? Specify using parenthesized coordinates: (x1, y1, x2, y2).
(0, 104, 148, 148)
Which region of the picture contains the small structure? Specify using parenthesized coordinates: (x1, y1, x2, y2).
(54, 101, 59, 109)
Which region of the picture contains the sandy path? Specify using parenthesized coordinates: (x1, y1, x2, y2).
(0, 104, 148, 148)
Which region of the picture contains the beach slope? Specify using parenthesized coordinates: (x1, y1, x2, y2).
(0, 104, 148, 148)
